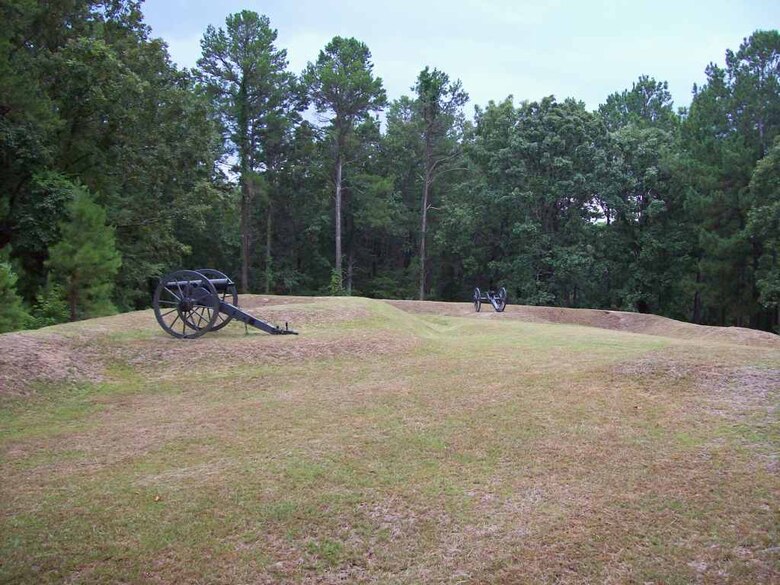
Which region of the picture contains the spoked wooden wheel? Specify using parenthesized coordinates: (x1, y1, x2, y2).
(153, 270, 219, 339)
(473, 287, 482, 312)
(495, 286, 507, 312)
(194, 268, 237, 331)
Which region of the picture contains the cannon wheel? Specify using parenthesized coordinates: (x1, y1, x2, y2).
(473, 287, 482, 312)
(153, 270, 220, 339)
(495, 286, 507, 312)
(193, 268, 237, 331)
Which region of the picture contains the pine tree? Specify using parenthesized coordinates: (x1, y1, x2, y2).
(47, 187, 121, 321)
(197, 10, 299, 293)
(303, 37, 386, 290)
(412, 67, 468, 300)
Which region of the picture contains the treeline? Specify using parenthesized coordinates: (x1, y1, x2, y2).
(1, 1, 778, 332)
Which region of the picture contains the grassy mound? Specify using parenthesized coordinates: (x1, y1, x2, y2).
(1, 296, 778, 583)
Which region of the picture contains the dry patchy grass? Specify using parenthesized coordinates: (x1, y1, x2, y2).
(0, 296, 778, 584)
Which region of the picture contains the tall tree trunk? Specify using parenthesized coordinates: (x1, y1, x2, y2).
(692, 268, 702, 323)
(238, 81, 251, 293)
(419, 177, 429, 301)
(69, 288, 77, 322)
(240, 177, 252, 293)
(334, 153, 343, 285)
(264, 201, 272, 294)
(346, 246, 354, 295)
(419, 139, 432, 301)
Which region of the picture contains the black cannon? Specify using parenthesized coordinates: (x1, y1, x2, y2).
(152, 269, 298, 339)
(473, 287, 508, 312)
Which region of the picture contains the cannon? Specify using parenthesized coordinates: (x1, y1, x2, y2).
(473, 287, 508, 312)
(152, 269, 298, 339)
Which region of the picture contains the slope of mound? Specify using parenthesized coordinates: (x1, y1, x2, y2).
(0, 332, 104, 398)
(0, 296, 416, 398)
(386, 300, 779, 347)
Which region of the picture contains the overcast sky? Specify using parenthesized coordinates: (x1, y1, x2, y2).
(142, 0, 778, 112)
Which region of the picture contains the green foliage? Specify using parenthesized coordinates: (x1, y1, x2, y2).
(197, 10, 298, 171)
(47, 187, 121, 321)
(28, 282, 69, 329)
(681, 30, 780, 327)
(0, 249, 29, 333)
(303, 37, 387, 135)
(11, 171, 76, 299)
(450, 96, 611, 307)
(747, 138, 780, 311)
(414, 67, 469, 142)
(412, 66, 469, 299)
(599, 75, 678, 132)
(328, 269, 345, 296)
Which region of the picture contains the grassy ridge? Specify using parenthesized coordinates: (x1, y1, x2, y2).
(1, 297, 778, 583)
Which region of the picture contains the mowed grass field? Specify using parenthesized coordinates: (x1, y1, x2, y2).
(1, 296, 778, 584)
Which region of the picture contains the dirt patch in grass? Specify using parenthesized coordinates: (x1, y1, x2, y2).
(0, 332, 104, 398)
(387, 300, 780, 347)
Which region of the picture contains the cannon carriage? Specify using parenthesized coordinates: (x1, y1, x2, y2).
(153, 269, 297, 339)
(472, 286, 508, 312)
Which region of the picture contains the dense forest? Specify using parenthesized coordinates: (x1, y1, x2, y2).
(1, 1, 778, 333)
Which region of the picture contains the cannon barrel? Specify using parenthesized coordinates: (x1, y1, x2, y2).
(164, 277, 233, 292)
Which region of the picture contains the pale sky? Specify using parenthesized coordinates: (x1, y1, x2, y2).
(142, 0, 778, 112)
